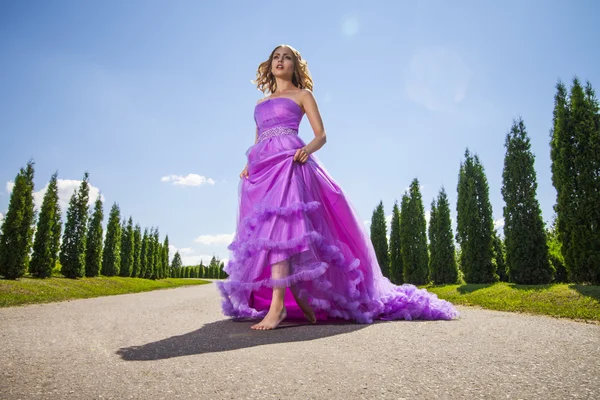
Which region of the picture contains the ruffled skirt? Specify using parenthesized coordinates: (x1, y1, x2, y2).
(216, 132, 458, 323)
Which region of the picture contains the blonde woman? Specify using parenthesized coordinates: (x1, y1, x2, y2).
(217, 45, 458, 330)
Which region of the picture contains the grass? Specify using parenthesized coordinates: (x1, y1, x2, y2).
(0, 275, 211, 308)
(3, 276, 599, 324)
(422, 282, 600, 323)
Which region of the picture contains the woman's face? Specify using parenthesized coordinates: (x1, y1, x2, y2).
(271, 46, 295, 79)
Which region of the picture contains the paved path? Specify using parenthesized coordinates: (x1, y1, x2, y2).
(1, 283, 599, 399)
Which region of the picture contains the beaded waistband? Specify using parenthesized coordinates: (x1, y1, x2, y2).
(258, 126, 298, 142)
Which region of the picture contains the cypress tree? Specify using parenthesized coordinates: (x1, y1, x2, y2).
(388, 201, 403, 284)
(370, 200, 389, 277)
(581, 82, 600, 283)
(550, 79, 600, 283)
(456, 149, 497, 283)
(84, 196, 103, 277)
(139, 228, 149, 278)
(101, 203, 121, 276)
(502, 118, 553, 284)
(60, 173, 90, 279)
(132, 224, 142, 277)
(151, 228, 160, 279)
(162, 235, 170, 278)
(428, 198, 439, 281)
(429, 187, 458, 284)
(571, 80, 600, 282)
(119, 217, 134, 277)
(547, 219, 568, 282)
(30, 171, 62, 278)
(0, 160, 36, 279)
(550, 81, 575, 280)
(492, 231, 508, 282)
(143, 227, 154, 279)
(401, 179, 429, 285)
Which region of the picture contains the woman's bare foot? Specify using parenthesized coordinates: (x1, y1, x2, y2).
(291, 290, 316, 324)
(251, 306, 287, 330)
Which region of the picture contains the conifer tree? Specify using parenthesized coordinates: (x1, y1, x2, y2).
(456, 149, 497, 283)
(132, 224, 142, 277)
(492, 231, 508, 282)
(30, 171, 62, 278)
(550, 79, 600, 283)
(163, 235, 170, 278)
(400, 179, 429, 284)
(60, 173, 90, 279)
(84, 195, 103, 277)
(502, 118, 553, 284)
(0, 160, 36, 279)
(370, 200, 389, 277)
(101, 203, 121, 276)
(388, 201, 403, 284)
(143, 227, 154, 279)
(428, 187, 458, 284)
(151, 228, 160, 279)
(139, 228, 149, 278)
(547, 219, 567, 282)
(119, 217, 134, 277)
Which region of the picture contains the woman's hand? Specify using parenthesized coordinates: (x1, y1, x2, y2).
(293, 147, 310, 163)
(239, 164, 249, 179)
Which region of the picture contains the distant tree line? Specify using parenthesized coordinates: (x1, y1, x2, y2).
(0, 168, 226, 280)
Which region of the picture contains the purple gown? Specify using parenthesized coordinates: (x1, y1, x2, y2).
(216, 97, 459, 323)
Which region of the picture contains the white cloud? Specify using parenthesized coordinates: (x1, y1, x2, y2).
(341, 15, 359, 36)
(168, 244, 194, 256)
(385, 214, 393, 226)
(161, 174, 215, 187)
(0, 212, 3, 222)
(494, 218, 505, 231)
(194, 233, 235, 246)
(33, 179, 104, 214)
(405, 47, 471, 111)
(5, 178, 103, 214)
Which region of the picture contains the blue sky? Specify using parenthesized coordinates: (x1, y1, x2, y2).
(1, 0, 599, 266)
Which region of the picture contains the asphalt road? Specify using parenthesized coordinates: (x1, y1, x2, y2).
(1, 282, 599, 399)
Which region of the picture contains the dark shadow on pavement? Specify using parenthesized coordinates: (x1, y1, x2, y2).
(117, 318, 372, 361)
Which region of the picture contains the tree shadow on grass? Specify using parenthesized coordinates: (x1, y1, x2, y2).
(457, 283, 495, 294)
(508, 283, 554, 291)
(569, 284, 600, 301)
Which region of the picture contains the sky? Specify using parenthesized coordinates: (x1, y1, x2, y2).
(1, 0, 599, 266)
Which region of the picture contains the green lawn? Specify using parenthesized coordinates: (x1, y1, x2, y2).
(0, 276, 211, 307)
(422, 282, 600, 322)
(2, 277, 598, 323)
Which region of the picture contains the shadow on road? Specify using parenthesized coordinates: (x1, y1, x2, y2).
(116, 318, 371, 360)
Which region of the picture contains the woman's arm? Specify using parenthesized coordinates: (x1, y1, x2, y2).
(300, 89, 327, 155)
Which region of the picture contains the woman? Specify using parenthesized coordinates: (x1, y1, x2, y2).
(216, 44, 458, 330)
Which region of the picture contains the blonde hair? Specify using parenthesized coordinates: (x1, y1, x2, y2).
(254, 44, 314, 94)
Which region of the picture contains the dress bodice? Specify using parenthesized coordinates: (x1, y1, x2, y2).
(254, 97, 304, 142)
